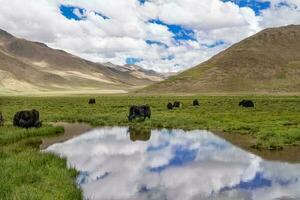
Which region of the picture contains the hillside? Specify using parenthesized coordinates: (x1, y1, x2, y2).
(0, 29, 164, 95)
(141, 25, 300, 94)
(102, 62, 165, 82)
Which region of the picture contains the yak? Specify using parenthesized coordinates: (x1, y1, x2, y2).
(173, 101, 182, 108)
(193, 99, 200, 106)
(13, 109, 42, 129)
(89, 98, 96, 104)
(0, 112, 3, 126)
(239, 100, 254, 108)
(128, 105, 151, 122)
(167, 102, 173, 110)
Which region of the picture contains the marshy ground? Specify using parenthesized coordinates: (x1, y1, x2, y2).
(1, 95, 300, 199)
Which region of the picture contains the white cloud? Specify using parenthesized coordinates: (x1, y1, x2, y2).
(153, 0, 252, 30)
(260, 1, 300, 28)
(0, 0, 299, 72)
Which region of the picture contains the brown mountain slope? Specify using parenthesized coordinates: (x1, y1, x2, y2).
(0, 29, 163, 94)
(141, 25, 300, 94)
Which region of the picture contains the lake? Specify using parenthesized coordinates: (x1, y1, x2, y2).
(46, 127, 300, 200)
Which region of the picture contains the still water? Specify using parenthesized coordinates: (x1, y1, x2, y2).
(46, 127, 300, 200)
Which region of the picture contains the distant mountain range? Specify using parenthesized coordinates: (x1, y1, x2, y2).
(0, 29, 164, 94)
(102, 62, 165, 82)
(141, 25, 300, 94)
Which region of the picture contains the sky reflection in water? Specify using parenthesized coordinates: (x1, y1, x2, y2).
(46, 127, 300, 200)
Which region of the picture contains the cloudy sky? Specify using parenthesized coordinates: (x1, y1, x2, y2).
(0, 0, 299, 72)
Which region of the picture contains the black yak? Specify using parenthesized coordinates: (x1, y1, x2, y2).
(167, 102, 173, 110)
(128, 105, 151, 122)
(0, 112, 3, 126)
(173, 101, 182, 108)
(193, 99, 200, 106)
(13, 109, 42, 129)
(239, 100, 254, 108)
(89, 98, 96, 104)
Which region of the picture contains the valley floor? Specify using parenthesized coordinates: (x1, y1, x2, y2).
(1, 95, 300, 199)
(0, 88, 128, 96)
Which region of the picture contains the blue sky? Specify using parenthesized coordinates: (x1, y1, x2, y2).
(1, 0, 299, 72)
(126, 57, 143, 65)
(148, 19, 197, 42)
(222, 0, 271, 15)
(60, 5, 86, 21)
(60, 5, 109, 21)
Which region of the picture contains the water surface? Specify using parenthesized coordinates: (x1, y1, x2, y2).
(46, 127, 300, 200)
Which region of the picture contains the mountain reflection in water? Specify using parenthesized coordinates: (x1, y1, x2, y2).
(46, 127, 300, 200)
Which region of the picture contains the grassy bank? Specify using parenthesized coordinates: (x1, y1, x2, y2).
(1, 95, 300, 199)
(0, 124, 82, 200)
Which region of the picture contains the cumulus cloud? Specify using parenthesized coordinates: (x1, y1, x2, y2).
(0, 0, 299, 72)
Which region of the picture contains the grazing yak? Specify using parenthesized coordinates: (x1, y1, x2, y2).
(239, 100, 254, 108)
(0, 112, 3, 126)
(13, 109, 42, 129)
(167, 102, 173, 110)
(173, 101, 182, 108)
(128, 105, 151, 122)
(88, 98, 96, 104)
(193, 99, 200, 106)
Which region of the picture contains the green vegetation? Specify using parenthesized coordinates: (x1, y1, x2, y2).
(0, 144, 81, 200)
(0, 108, 81, 199)
(1, 95, 300, 199)
(0, 125, 63, 145)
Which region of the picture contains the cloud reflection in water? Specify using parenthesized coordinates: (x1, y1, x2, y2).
(46, 127, 300, 200)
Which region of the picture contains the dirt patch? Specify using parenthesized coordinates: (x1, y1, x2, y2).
(40, 122, 91, 149)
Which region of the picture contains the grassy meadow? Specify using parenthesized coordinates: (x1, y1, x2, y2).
(1, 95, 300, 199)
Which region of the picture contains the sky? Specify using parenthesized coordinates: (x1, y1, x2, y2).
(0, 0, 299, 72)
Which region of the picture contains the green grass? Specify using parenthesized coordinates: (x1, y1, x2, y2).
(1, 95, 300, 199)
(0, 125, 63, 145)
(0, 145, 81, 200)
(2, 95, 300, 147)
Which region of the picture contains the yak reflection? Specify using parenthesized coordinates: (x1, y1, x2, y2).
(128, 126, 151, 142)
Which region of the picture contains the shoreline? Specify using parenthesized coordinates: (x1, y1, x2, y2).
(43, 122, 300, 163)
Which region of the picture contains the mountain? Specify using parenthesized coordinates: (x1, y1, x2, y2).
(141, 25, 300, 94)
(0, 29, 164, 94)
(102, 62, 165, 82)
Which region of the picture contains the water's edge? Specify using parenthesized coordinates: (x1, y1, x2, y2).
(40, 122, 92, 149)
(41, 122, 300, 163)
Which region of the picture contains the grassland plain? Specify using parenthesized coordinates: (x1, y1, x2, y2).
(1, 95, 300, 199)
